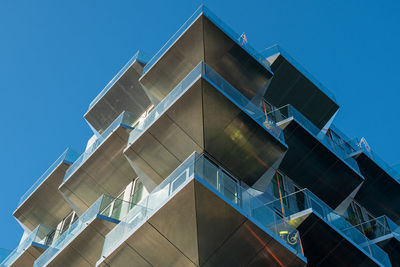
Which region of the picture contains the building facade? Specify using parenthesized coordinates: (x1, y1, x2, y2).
(1, 5, 399, 267)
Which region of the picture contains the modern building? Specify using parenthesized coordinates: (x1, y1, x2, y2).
(1, 5, 399, 267)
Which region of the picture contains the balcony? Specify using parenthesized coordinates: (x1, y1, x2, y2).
(343, 138, 400, 224)
(261, 45, 339, 130)
(124, 62, 286, 188)
(97, 152, 306, 267)
(140, 5, 273, 109)
(1, 225, 54, 267)
(13, 148, 80, 230)
(355, 216, 400, 266)
(59, 111, 140, 213)
(266, 189, 391, 266)
(84, 50, 153, 135)
(33, 195, 132, 267)
(267, 105, 364, 208)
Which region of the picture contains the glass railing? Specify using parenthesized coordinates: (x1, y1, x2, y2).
(100, 153, 304, 261)
(266, 189, 391, 266)
(142, 5, 270, 76)
(17, 148, 81, 207)
(33, 195, 133, 267)
(260, 45, 337, 102)
(344, 138, 400, 182)
(352, 216, 400, 242)
(63, 111, 139, 183)
(88, 50, 152, 110)
(0, 249, 11, 265)
(128, 62, 284, 147)
(127, 63, 203, 147)
(267, 105, 361, 173)
(1, 225, 55, 267)
(202, 63, 284, 142)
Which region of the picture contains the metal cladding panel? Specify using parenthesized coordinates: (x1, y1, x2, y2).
(100, 179, 305, 267)
(10, 245, 45, 267)
(279, 120, 364, 208)
(296, 211, 380, 267)
(201, 79, 286, 186)
(140, 13, 273, 107)
(354, 153, 400, 224)
(140, 16, 205, 103)
(13, 163, 72, 231)
(125, 76, 286, 188)
(265, 55, 339, 129)
(202, 16, 272, 101)
(45, 218, 115, 267)
(85, 61, 153, 134)
(59, 128, 135, 213)
(124, 79, 204, 185)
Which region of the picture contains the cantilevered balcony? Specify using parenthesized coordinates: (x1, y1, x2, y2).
(84, 51, 153, 134)
(140, 5, 273, 107)
(59, 111, 140, 213)
(0, 225, 54, 267)
(355, 216, 400, 266)
(266, 189, 391, 266)
(261, 45, 339, 129)
(124, 62, 286, 188)
(97, 153, 306, 267)
(344, 138, 400, 224)
(13, 148, 80, 231)
(33, 195, 132, 267)
(267, 105, 364, 208)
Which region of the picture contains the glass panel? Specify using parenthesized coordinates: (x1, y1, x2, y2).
(89, 50, 152, 109)
(18, 148, 81, 206)
(1, 225, 55, 266)
(142, 6, 270, 76)
(101, 153, 304, 261)
(63, 111, 140, 183)
(344, 138, 400, 182)
(33, 195, 134, 267)
(267, 105, 362, 174)
(260, 45, 337, 102)
(265, 189, 391, 266)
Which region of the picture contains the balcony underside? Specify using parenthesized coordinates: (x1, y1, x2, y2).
(353, 153, 400, 224)
(140, 15, 272, 105)
(84, 61, 153, 134)
(376, 235, 400, 267)
(290, 210, 380, 266)
(264, 54, 339, 129)
(10, 244, 46, 267)
(98, 179, 305, 267)
(279, 120, 364, 208)
(59, 128, 136, 214)
(14, 163, 72, 231)
(44, 218, 115, 267)
(124, 78, 286, 187)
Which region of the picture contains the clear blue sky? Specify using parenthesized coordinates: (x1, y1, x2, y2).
(1, 0, 399, 250)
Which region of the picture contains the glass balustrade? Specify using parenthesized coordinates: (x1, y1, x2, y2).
(344, 138, 400, 182)
(1, 225, 55, 267)
(88, 50, 152, 110)
(265, 189, 391, 266)
(34, 195, 133, 267)
(100, 153, 303, 261)
(267, 105, 361, 173)
(142, 5, 270, 76)
(63, 111, 139, 183)
(352, 216, 400, 241)
(128, 62, 284, 148)
(17, 148, 81, 207)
